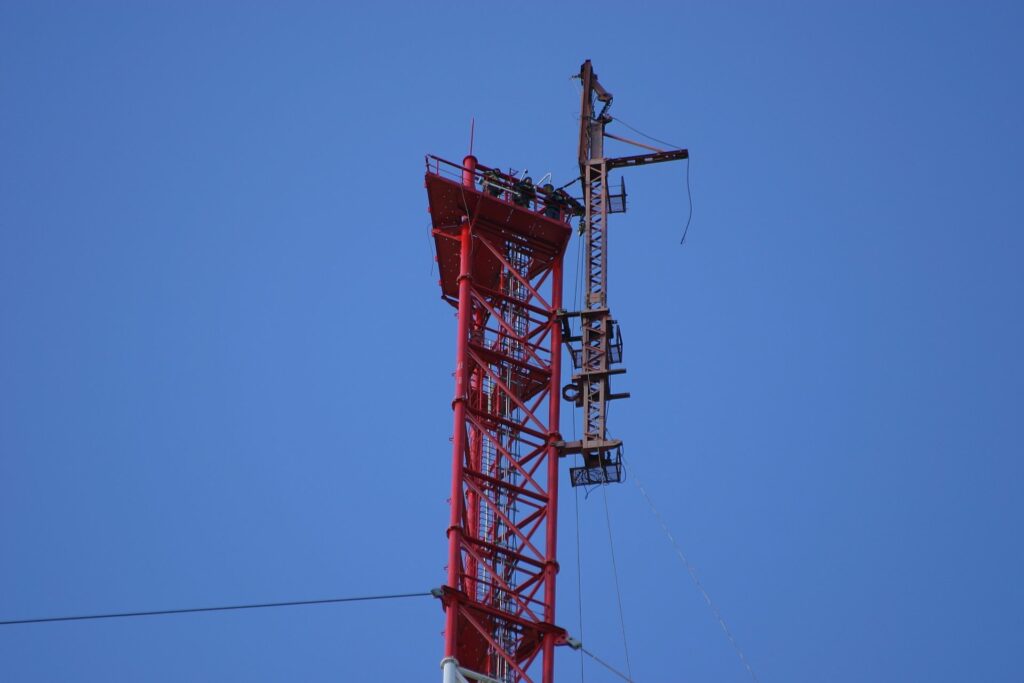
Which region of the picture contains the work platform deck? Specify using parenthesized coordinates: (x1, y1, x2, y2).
(425, 155, 572, 300)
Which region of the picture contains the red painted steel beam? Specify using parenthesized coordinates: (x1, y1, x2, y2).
(429, 153, 569, 682)
(443, 157, 478, 661)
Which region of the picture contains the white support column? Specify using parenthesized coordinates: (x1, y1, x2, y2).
(441, 657, 463, 683)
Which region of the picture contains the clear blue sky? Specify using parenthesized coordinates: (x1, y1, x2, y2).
(2, 2, 1022, 681)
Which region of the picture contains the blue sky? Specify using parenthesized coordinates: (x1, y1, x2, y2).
(2, 2, 1022, 681)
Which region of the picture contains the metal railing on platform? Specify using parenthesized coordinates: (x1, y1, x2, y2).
(426, 154, 582, 224)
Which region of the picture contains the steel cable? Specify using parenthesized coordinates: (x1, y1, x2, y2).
(582, 646, 635, 682)
(608, 115, 693, 245)
(625, 460, 760, 683)
(602, 487, 634, 681)
(0, 591, 434, 627)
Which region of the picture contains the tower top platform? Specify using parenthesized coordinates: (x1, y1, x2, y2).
(425, 154, 573, 300)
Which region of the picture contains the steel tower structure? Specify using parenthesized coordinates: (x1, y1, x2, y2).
(427, 61, 687, 683)
(426, 155, 570, 683)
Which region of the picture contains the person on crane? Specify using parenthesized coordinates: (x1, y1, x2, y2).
(542, 183, 563, 219)
(513, 176, 535, 208)
(482, 168, 503, 198)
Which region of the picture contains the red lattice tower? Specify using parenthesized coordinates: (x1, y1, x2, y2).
(426, 154, 569, 683)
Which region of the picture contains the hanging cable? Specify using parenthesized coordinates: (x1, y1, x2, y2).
(557, 175, 582, 192)
(574, 484, 586, 683)
(427, 224, 438, 276)
(0, 591, 434, 627)
(571, 227, 587, 682)
(624, 460, 760, 683)
(608, 115, 693, 245)
(581, 646, 635, 683)
(608, 116, 683, 151)
(680, 155, 693, 245)
(602, 487, 634, 681)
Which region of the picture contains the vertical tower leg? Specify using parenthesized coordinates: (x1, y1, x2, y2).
(542, 256, 564, 683)
(445, 214, 473, 662)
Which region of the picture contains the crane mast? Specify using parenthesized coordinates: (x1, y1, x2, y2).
(561, 60, 688, 486)
(559, 59, 625, 485)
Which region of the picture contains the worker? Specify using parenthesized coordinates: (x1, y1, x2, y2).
(561, 191, 585, 228)
(514, 176, 535, 208)
(542, 183, 562, 219)
(482, 168, 503, 198)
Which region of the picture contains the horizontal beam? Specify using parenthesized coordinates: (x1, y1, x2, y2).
(556, 438, 622, 455)
(571, 367, 627, 380)
(604, 148, 689, 170)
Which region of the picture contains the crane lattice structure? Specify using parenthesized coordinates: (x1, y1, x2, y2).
(560, 60, 689, 486)
(426, 60, 687, 683)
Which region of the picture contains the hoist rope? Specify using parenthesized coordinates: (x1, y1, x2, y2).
(607, 115, 693, 245)
(574, 485, 586, 683)
(680, 156, 693, 245)
(581, 646, 635, 682)
(625, 460, 760, 683)
(602, 486, 634, 682)
(572, 231, 586, 682)
(609, 116, 683, 151)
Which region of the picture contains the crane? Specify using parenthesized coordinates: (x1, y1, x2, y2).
(560, 60, 689, 486)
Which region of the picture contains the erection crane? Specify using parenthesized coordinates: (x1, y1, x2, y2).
(560, 60, 689, 486)
(425, 60, 688, 683)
